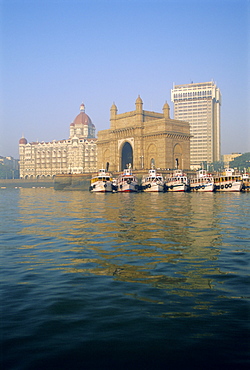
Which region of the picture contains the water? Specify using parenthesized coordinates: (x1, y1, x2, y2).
(1, 188, 249, 369)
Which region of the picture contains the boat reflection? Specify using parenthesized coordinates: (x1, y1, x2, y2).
(17, 189, 232, 298)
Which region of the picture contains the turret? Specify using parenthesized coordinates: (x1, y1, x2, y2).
(110, 102, 117, 129)
(135, 95, 143, 123)
(80, 103, 85, 112)
(163, 101, 170, 119)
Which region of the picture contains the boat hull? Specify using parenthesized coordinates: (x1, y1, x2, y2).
(90, 182, 113, 192)
(165, 183, 187, 192)
(118, 183, 138, 192)
(214, 181, 242, 192)
(190, 183, 215, 192)
(142, 182, 164, 192)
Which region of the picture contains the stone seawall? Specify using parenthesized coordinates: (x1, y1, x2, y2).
(54, 174, 91, 190)
(0, 178, 54, 188)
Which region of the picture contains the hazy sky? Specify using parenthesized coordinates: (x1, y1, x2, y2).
(1, 0, 249, 158)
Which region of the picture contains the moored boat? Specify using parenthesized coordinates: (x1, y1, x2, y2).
(117, 168, 139, 192)
(89, 169, 116, 192)
(189, 169, 215, 192)
(165, 169, 189, 192)
(141, 169, 165, 192)
(213, 169, 243, 192)
(242, 172, 250, 192)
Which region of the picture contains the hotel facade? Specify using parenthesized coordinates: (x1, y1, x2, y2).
(19, 104, 97, 178)
(171, 81, 221, 170)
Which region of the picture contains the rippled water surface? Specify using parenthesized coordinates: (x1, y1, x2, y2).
(1, 188, 249, 369)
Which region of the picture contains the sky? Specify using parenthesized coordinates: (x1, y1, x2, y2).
(0, 0, 249, 158)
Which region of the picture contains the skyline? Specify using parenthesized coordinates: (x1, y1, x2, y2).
(1, 0, 249, 159)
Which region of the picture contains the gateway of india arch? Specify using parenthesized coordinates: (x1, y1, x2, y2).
(97, 96, 190, 172)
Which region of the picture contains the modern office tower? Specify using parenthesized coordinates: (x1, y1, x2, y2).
(171, 81, 221, 169)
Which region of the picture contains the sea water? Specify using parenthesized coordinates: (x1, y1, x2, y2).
(1, 188, 249, 369)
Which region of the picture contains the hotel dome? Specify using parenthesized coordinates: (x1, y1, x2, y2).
(69, 103, 95, 138)
(19, 137, 27, 145)
(71, 103, 95, 128)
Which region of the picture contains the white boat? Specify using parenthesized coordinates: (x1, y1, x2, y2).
(213, 169, 243, 192)
(141, 169, 165, 192)
(117, 168, 139, 192)
(89, 169, 116, 192)
(165, 169, 189, 192)
(189, 169, 215, 192)
(242, 172, 250, 192)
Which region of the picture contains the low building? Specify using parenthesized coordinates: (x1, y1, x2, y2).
(0, 156, 19, 179)
(19, 104, 97, 178)
(222, 153, 241, 168)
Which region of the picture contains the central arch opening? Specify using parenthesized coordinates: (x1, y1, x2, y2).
(121, 142, 133, 170)
(173, 144, 183, 169)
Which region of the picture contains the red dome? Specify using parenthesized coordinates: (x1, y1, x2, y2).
(19, 137, 27, 145)
(73, 111, 93, 126)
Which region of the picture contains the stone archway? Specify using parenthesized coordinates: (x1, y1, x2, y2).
(146, 144, 157, 169)
(173, 144, 183, 169)
(121, 142, 133, 170)
(103, 149, 110, 170)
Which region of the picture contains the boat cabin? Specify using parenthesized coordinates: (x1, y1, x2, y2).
(91, 169, 112, 184)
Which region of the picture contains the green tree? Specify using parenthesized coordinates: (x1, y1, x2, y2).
(210, 161, 224, 172)
(229, 152, 250, 171)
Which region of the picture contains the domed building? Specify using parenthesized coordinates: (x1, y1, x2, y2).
(19, 104, 97, 178)
(69, 103, 95, 139)
(19, 137, 28, 145)
(97, 96, 190, 171)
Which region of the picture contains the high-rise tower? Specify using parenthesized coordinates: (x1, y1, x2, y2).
(171, 81, 221, 169)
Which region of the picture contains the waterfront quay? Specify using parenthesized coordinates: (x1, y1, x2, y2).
(0, 178, 54, 189)
(53, 170, 194, 191)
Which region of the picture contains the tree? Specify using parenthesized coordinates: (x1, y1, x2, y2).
(229, 152, 250, 171)
(209, 161, 224, 172)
